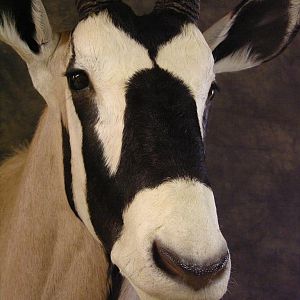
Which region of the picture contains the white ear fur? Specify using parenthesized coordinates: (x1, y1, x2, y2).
(204, 0, 300, 74)
(0, 14, 28, 60)
(0, 0, 55, 62)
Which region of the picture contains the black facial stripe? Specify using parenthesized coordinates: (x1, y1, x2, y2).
(67, 42, 122, 253)
(213, 0, 289, 63)
(70, 86, 124, 297)
(68, 71, 123, 252)
(80, 2, 190, 60)
(0, 0, 40, 53)
(63, 109, 122, 298)
(107, 265, 123, 300)
(62, 123, 81, 220)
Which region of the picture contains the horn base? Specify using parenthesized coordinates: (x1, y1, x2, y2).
(76, 0, 120, 20)
(155, 0, 200, 23)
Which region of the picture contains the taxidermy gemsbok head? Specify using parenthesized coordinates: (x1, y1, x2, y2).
(0, 0, 299, 299)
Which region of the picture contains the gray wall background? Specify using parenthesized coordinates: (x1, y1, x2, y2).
(0, 0, 299, 299)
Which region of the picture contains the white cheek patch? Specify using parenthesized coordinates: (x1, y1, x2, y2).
(156, 24, 215, 136)
(72, 13, 153, 175)
(111, 180, 229, 300)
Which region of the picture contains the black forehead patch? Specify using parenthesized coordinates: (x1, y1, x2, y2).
(0, 0, 40, 53)
(78, 1, 191, 60)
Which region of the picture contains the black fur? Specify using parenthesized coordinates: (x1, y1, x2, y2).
(62, 123, 81, 220)
(79, 1, 190, 60)
(116, 67, 209, 202)
(213, 0, 290, 63)
(0, 0, 40, 53)
(107, 265, 124, 300)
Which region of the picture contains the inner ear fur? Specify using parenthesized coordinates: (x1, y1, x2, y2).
(0, 0, 54, 62)
(204, 0, 300, 73)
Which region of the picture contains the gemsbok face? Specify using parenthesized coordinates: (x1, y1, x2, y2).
(1, 0, 299, 299)
(67, 2, 230, 298)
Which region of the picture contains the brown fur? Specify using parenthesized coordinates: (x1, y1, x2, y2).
(0, 109, 109, 299)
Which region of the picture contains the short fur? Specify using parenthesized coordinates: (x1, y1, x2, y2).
(0, 110, 109, 299)
(0, 0, 299, 299)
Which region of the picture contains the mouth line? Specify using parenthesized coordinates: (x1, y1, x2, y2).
(152, 241, 229, 291)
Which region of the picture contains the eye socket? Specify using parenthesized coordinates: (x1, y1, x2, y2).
(202, 82, 219, 136)
(67, 70, 90, 91)
(207, 82, 219, 101)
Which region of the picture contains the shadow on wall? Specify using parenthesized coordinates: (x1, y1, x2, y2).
(0, 0, 299, 299)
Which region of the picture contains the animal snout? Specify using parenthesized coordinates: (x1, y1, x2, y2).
(153, 240, 229, 291)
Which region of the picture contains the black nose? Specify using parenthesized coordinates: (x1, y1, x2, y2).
(152, 241, 229, 291)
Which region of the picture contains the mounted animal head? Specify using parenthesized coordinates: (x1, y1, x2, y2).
(1, 0, 299, 299)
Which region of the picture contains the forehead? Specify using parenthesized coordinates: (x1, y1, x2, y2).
(71, 11, 214, 95)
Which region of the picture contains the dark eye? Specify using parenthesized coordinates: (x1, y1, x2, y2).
(202, 82, 219, 136)
(208, 82, 219, 101)
(67, 70, 90, 91)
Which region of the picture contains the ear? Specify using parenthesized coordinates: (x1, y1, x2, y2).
(204, 0, 300, 73)
(0, 0, 57, 63)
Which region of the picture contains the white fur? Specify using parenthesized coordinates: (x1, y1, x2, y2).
(156, 23, 215, 135)
(0, 0, 57, 62)
(287, 0, 300, 44)
(112, 180, 230, 300)
(214, 45, 260, 74)
(0, 14, 33, 61)
(72, 13, 152, 175)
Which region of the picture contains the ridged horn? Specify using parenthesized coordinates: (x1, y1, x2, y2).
(76, 0, 120, 20)
(154, 0, 200, 23)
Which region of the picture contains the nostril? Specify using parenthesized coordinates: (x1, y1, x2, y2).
(152, 241, 229, 291)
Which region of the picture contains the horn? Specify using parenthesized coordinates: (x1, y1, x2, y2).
(154, 0, 200, 23)
(76, 0, 120, 20)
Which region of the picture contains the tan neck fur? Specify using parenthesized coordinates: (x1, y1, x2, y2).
(0, 108, 109, 299)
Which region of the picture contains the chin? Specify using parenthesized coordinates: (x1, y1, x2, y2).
(130, 260, 231, 300)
